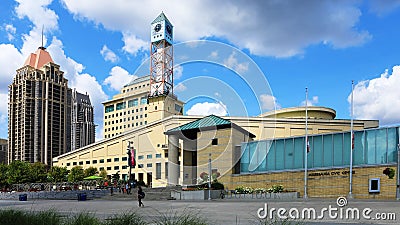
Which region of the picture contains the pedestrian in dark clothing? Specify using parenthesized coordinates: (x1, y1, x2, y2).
(137, 186, 145, 207)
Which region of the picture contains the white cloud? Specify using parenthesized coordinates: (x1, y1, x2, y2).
(301, 96, 319, 106)
(0, 93, 8, 118)
(61, 0, 370, 57)
(174, 65, 183, 79)
(122, 32, 148, 55)
(5, 24, 16, 41)
(0, 44, 25, 92)
(209, 50, 218, 59)
(174, 83, 187, 92)
(15, 0, 58, 31)
(224, 52, 249, 74)
(100, 45, 118, 63)
(103, 66, 138, 91)
(186, 102, 228, 116)
(350, 66, 400, 125)
(259, 94, 279, 111)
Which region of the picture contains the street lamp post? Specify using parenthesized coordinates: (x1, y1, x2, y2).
(208, 153, 212, 201)
(127, 141, 132, 181)
(397, 143, 400, 200)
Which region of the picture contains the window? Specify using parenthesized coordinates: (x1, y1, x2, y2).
(107, 167, 111, 170)
(122, 157, 127, 161)
(79, 161, 83, 165)
(107, 158, 112, 162)
(133, 98, 138, 106)
(100, 159, 104, 163)
(114, 158, 120, 162)
(99, 167, 104, 171)
(147, 154, 152, 159)
(116, 102, 126, 110)
(128, 99, 135, 108)
(175, 104, 182, 112)
(114, 166, 119, 170)
(86, 161, 90, 164)
(92, 160, 97, 164)
(138, 164, 144, 168)
(147, 163, 152, 168)
(369, 178, 380, 193)
(138, 155, 144, 160)
(156, 163, 161, 179)
(122, 165, 127, 169)
(66, 163, 70, 166)
(165, 162, 168, 178)
(212, 138, 218, 145)
(73, 162, 77, 165)
(140, 97, 147, 105)
(156, 153, 162, 158)
(105, 105, 114, 113)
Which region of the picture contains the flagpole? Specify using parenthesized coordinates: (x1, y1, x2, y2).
(304, 87, 308, 199)
(349, 80, 354, 199)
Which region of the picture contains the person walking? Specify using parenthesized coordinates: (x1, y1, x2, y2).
(137, 186, 145, 207)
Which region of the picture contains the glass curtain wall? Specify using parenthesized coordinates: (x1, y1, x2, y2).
(240, 127, 399, 173)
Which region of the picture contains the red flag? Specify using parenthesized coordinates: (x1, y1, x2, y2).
(351, 132, 354, 150)
(307, 137, 310, 153)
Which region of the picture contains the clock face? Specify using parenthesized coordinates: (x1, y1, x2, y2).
(166, 24, 172, 35)
(154, 24, 161, 32)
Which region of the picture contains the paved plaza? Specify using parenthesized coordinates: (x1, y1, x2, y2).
(1, 197, 400, 224)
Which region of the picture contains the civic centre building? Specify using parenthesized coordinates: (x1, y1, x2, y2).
(53, 13, 399, 199)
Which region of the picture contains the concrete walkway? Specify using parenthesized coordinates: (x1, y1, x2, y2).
(1, 198, 399, 224)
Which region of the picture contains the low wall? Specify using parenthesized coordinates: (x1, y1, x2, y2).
(224, 192, 300, 199)
(171, 190, 222, 200)
(0, 189, 109, 200)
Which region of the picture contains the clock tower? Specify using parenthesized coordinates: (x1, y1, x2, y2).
(149, 12, 174, 98)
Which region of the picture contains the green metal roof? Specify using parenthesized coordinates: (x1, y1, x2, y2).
(124, 75, 150, 87)
(166, 115, 231, 133)
(152, 12, 172, 25)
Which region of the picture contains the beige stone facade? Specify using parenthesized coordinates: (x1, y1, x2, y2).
(225, 166, 397, 199)
(53, 106, 378, 189)
(102, 76, 183, 139)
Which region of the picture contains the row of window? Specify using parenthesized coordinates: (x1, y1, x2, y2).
(240, 127, 399, 173)
(122, 84, 149, 93)
(104, 121, 148, 132)
(104, 97, 147, 113)
(66, 154, 163, 167)
(105, 107, 148, 119)
(105, 114, 147, 124)
(137, 154, 162, 160)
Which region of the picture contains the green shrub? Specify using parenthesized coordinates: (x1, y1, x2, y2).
(64, 212, 101, 225)
(0, 209, 61, 225)
(105, 212, 146, 225)
(152, 209, 209, 225)
(211, 181, 224, 190)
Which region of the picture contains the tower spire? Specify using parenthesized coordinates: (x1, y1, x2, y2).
(39, 25, 45, 50)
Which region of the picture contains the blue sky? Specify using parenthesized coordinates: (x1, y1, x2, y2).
(1, 0, 400, 140)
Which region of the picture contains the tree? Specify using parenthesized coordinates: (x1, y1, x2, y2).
(68, 166, 85, 182)
(7, 160, 30, 184)
(48, 166, 68, 182)
(84, 167, 98, 177)
(29, 162, 48, 183)
(0, 163, 8, 188)
(99, 169, 108, 180)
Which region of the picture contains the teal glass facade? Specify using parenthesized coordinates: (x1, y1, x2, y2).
(240, 127, 399, 173)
